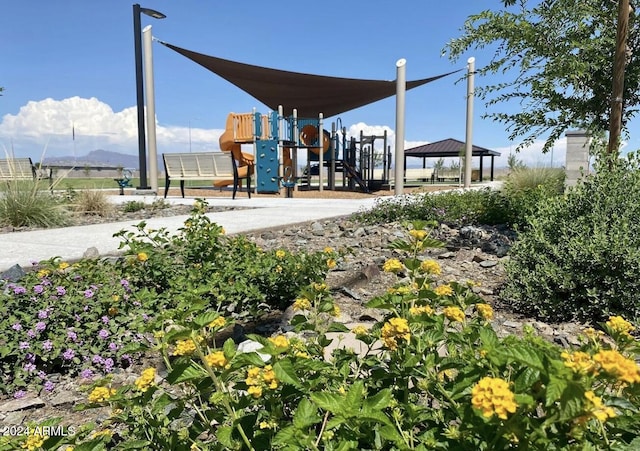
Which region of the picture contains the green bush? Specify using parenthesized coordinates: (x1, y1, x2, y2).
(121, 200, 146, 213)
(356, 188, 510, 226)
(502, 152, 640, 323)
(0, 180, 69, 228)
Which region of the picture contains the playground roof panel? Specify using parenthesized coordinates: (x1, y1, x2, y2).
(160, 41, 460, 118)
(405, 138, 501, 158)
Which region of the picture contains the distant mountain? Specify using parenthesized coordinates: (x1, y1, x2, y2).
(43, 150, 162, 170)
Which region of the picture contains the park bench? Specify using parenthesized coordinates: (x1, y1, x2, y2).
(162, 151, 251, 199)
(0, 157, 52, 187)
(404, 168, 435, 183)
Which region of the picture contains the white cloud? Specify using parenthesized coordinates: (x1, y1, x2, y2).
(494, 139, 566, 168)
(0, 97, 223, 160)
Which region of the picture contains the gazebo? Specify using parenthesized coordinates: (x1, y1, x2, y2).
(404, 138, 500, 182)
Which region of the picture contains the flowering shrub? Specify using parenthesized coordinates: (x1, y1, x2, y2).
(0, 200, 335, 398)
(8, 220, 638, 450)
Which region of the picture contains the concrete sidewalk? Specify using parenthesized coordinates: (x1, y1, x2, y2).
(0, 195, 380, 272)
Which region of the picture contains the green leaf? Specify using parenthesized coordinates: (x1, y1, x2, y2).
(166, 361, 207, 384)
(118, 440, 152, 449)
(363, 388, 392, 411)
(272, 426, 297, 447)
(216, 425, 234, 448)
(273, 359, 302, 388)
(311, 392, 346, 416)
(293, 398, 322, 429)
(495, 344, 545, 371)
(478, 326, 498, 349)
(230, 352, 269, 369)
(223, 338, 236, 358)
(378, 424, 406, 445)
(365, 297, 394, 309)
(545, 375, 567, 407)
(327, 322, 350, 333)
(192, 311, 220, 328)
(558, 382, 585, 421)
(404, 258, 421, 271)
(345, 381, 364, 414)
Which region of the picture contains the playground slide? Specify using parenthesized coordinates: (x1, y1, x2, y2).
(342, 161, 369, 193)
(217, 114, 255, 188)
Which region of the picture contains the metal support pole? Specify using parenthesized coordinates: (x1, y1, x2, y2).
(318, 113, 324, 192)
(464, 57, 475, 189)
(133, 4, 148, 189)
(394, 58, 406, 195)
(143, 25, 158, 193)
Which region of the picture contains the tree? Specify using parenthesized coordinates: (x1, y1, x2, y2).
(444, 0, 640, 153)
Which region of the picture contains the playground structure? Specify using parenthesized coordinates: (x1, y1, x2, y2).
(218, 107, 392, 194)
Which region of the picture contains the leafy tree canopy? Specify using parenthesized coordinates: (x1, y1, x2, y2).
(444, 0, 639, 152)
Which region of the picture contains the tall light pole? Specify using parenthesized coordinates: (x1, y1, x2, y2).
(133, 3, 165, 190)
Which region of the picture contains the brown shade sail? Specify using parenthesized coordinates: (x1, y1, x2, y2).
(159, 41, 460, 118)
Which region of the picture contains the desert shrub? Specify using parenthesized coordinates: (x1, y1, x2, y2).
(0, 180, 69, 227)
(502, 152, 640, 323)
(356, 188, 510, 226)
(122, 200, 146, 213)
(72, 189, 114, 216)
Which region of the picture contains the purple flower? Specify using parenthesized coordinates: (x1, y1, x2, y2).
(83, 306, 89, 312)
(42, 340, 53, 351)
(37, 309, 49, 319)
(133, 301, 141, 307)
(103, 358, 114, 372)
(84, 289, 94, 299)
(74, 314, 81, 321)
(56, 286, 66, 296)
(38, 370, 47, 379)
(44, 381, 55, 392)
(34, 285, 44, 294)
(13, 286, 27, 295)
(25, 353, 35, 363)
(121, 354, 133, 365)
(108, 342, 119, 351)
(142, 313, 149, 321)
(13, 390, 26, 399)
(12, 323, 22, 331)
(41, 279, 52, 286)
(27, 330, 36, 339)
(19, 341, 30, 350)
(92, 355, 104, 365)
(101, 316, 110, 324)
(62, 349, 75, 360)
(120, 279, 130, 289)
(35, 321, 46, 332)
(23, 363, 36, 373)
(98, 329, 110, 340)
(67, 330, 77, 342)
(80, 368, 94, 379)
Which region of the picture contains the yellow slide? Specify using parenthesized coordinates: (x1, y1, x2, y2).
(216, 113, 255, 188)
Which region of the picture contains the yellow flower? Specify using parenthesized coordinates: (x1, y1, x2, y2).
(172, 339, 197, 356)
(313, 282, 327, 292)
(90, 429, 112, 439)
(134, 368, 156, 392)
(352, 325, 368, 336)
(293, 297, 312, 311)
(584, 391, 616, 422)
(593, 349, 640, 384)
(245, 367, 262, 386)
(204, 351, 229, 369)
(269, 335, 289, 348)
(561, 351, 594, 374)
(409, 229, 427, 240)
(247, 385, 263, 398)
(220, 227, 225, 235)
(37, 269, 50, 278)
(381, 317, 411, 350)
(58, 262, 70, 270)
(262, 365, 278, 389)
(136, 252, 148, 262)
(295, 351, 310, 359)
(475, 303, 494, 320)
(437, 368, 457, 382)
(410, 305, 434, 316)
(331, 305, 341, 317)
(88, 386, 116, 403)
(21, 433, 47, 451)
(65, 447, 75, 451)
(443, 306, 465, 323)
(420, 259, 441, 275)
(382, 258, 404, 273)
(388, 285, 412, 295)
(208, 316, 227, 329)
(111, 294, 120, 302)
(326, 258, 337, 269)
(259, 421, 270, 429)
(471, 377, 517, 420)
(606, 316, 635, 337)
(434, 284, 453, 297)
(275, 250, 286, 259)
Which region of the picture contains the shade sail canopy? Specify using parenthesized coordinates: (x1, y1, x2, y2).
(159, 41, 460, 118)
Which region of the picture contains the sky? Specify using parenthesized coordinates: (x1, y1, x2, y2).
(0, 0, 605, 169)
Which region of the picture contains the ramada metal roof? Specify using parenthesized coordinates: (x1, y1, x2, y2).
(404, 138, 500, 158)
